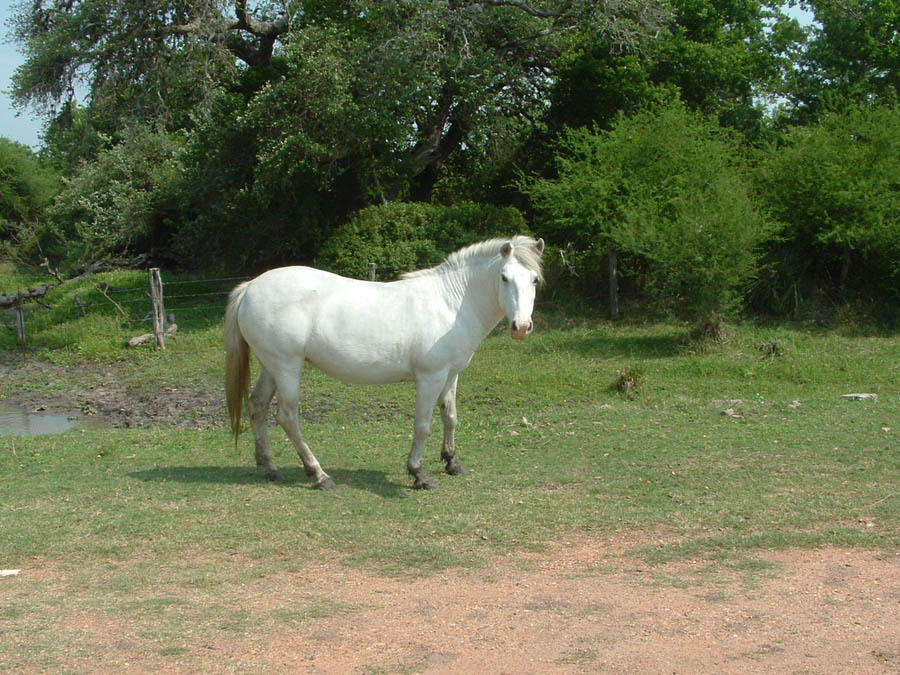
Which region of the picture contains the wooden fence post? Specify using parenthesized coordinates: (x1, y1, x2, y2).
(149, 268, 166, 350)
(15, 298, 26, 357)
(608, 244, 619, 320)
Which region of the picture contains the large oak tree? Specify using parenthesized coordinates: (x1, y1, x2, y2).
(10, 0, 669, 200)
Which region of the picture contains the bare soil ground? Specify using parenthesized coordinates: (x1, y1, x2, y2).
(3, 359, 899, 673)
(216, 536, 900, 674)
(6, 536, 899, 674)
(1, 358, 226, 429)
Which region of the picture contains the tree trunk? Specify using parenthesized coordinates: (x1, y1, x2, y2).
(409, 98, 469, 202)
(410, 161, 441, 203)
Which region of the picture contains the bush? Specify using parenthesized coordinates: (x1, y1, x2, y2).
(524, 101, 779, 319)
(44, 125, 185, 270)
(316, 201, 528, 279)
(0, 138, 60, 260)
(754, 105, 900, 313)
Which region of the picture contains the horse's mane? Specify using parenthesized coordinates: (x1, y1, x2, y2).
(402, 235, 544, 283)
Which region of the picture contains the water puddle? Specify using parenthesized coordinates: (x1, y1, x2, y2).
(0, 402, 78, 436)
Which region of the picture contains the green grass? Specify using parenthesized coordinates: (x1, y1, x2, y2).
(3, 311, 898, 569)
(1, 265, 240, 362)
(1, 272, 899, 670)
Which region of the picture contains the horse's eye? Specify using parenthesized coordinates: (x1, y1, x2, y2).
(501, 274, 509, 283)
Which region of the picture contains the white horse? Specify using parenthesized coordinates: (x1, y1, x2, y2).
(224, 235, 545, 490)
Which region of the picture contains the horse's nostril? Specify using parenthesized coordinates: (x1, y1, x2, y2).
(511, 320, 532, 336)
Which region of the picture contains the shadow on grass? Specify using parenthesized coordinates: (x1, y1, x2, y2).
(128, 465, 407, 498)
(565, 331, 687, 359)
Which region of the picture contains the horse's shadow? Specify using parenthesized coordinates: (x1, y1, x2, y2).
(128, 466, 408, 498)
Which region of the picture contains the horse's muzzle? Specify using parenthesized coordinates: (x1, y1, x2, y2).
(510, 319, 533, 340)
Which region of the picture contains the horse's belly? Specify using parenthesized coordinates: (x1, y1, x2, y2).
(304, 341, 415, 384)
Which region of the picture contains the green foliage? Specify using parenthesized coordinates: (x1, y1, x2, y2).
(5, 0, 900, 321)
(788, 0, 900, 121)
(547, 0, 801, 141)
(525, 102, 779, 318)
(549, 42, 675, 132)
(755, 105, 900, 311)
(244, 27, 367, 194)
(170, 83, 346, 271)
(9, 0, 672, 231)
(9, 0, 235, 133)
(317, 201, 527, 279)
(39, 101, 107, 173)
(0, 138, 60, 256)
(44, 125, 185, 269)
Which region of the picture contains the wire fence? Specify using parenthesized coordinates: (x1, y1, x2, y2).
(1, 270, 255, 351)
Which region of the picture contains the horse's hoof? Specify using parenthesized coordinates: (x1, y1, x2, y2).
(445, 460, 468, 476)
(265, 468, 284, 482)
(414, 477, 438, 490)
(316, 476, 337, 491)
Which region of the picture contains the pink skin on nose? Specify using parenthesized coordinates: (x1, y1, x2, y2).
(510, 320, 533, 340)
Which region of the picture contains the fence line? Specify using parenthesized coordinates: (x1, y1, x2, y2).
(2, 267, 376, 351)
(162, 275, 253, 286)
(163, 290, 236, 300)
(1, 270, 255, 350)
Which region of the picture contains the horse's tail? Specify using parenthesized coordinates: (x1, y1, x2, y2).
(224, 280, 252, 447)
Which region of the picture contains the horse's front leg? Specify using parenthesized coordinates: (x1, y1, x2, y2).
(408, 374, 445, 489)
(439, 374, 467, 476)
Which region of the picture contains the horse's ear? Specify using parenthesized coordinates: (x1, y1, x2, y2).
(500, 242, 513, 258)
(535, 238, 545, 256)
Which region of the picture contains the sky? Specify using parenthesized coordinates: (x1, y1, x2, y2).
(0, 1, 816, 153)
(1, 0, 42, 149)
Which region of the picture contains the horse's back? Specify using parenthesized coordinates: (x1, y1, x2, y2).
(236, 266, 442, 383)
(237, 265, 356, 349)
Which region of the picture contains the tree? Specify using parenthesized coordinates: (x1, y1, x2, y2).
(9, 0, 670, 200)
(524, 102, 778, 321)
(755, 105, 900, 310)
(547, 0, 806, 140)
(316, 201, 527, 279)
(783, 0, 900, 122)
(8, 0, 276, 131)
(45, 125, 185, 268)
(0, 138, 60, 258)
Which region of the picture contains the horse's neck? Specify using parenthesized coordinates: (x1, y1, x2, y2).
(439, 263, 504, 337)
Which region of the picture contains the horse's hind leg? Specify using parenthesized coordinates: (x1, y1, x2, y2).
(273, 369, 336, 491)
(248, 368, 282, 481)
(439, 374, 467, 476)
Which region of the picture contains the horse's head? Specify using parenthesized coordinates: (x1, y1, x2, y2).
(498, 237, 545, 340)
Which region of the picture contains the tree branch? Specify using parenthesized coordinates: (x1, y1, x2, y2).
(171, 1, 289, 67)
(475, 1, 572, 19)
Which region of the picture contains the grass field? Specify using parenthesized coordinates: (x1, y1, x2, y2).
(1, 264, 899, 670)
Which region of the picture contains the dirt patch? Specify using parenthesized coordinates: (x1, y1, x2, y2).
(242, 538, 900, 674)
(1, 357, 225, 430)
(0, 358, 388, 430)
(6, 536, 898, 674)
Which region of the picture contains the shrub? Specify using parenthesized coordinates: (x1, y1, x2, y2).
(524, 101, 779, 319)
(317, 201, 527, 279)
(44, 125, 184, 270)
(754, 105, 900, 313)
(0, 138, 60, 260)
